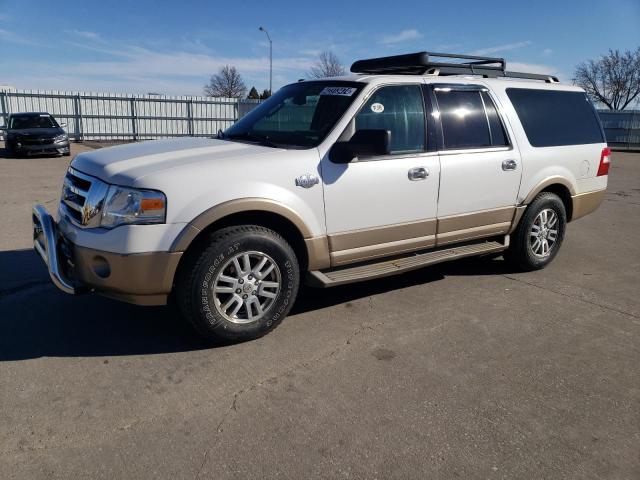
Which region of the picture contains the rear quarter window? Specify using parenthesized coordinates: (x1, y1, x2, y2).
(506, 88, 604, 147)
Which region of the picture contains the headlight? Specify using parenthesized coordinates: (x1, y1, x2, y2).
(100, 186, 166, 228)
(54, 134, 68, 143)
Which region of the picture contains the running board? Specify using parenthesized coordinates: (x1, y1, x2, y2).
(308, 236, 509, 287)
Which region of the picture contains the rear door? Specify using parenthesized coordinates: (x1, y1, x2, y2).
(428, 84, 522, 245)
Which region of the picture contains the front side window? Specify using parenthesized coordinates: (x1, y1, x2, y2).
(354, 85, 426, 154)
(224, 81, 363, 148)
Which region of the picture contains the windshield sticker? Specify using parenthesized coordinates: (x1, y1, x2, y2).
(370, 103, 384, 113)
(320, 87, 357, 96)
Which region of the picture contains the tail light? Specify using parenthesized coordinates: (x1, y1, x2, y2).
(597, 147, 611, 176)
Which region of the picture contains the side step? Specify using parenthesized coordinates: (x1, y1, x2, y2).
(308, 236, 509, 287)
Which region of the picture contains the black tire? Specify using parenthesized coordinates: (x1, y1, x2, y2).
(176, 225, 300, 342)
(505, 192, 567, 271)
(63, 152, 71, 157)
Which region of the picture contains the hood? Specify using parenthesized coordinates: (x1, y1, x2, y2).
(9, 127, 63, 137)
(71, 137, 278, 186)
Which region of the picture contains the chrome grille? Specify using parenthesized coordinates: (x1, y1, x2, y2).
(59, 167, 109, 228)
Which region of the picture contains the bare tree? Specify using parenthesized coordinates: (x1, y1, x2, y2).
(308, 51, 346, 79)
(204, 65, 247, 98)
(573, 48, 640, 110)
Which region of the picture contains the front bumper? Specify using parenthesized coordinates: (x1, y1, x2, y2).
(9, 140, 69, 156)
(32, 205, 182, 305)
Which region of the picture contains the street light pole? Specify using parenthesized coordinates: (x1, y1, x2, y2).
(258, 26, 272, 96)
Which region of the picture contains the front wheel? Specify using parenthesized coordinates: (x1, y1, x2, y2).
(505, 192, 567, 271)
(176, 225, 300, 342)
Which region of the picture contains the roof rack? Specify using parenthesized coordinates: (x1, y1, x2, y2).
(350, 51, 559, 83)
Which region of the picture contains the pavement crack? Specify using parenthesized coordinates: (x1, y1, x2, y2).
(502, 274, 640, 320)
(195, 449, 208, 480)
(215, 319, 384, 434)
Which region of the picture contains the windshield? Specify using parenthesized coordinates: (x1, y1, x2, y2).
(224, 81, 363, 148)
(10, 115, 58, 129)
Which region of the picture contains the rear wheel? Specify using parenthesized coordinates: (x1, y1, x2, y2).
(505, 192, 567, 271)
(176, 225, 300, 342)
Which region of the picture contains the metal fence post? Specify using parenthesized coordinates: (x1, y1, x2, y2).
(130, 98, 138, 141)
(73, 95, 83, 142)
(187, 100, 194, 136)
(0, 91, 6, 126)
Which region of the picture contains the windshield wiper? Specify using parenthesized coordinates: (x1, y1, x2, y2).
(225, 132, 279, 148)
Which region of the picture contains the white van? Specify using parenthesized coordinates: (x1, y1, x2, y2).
(33, 51, 609, 341)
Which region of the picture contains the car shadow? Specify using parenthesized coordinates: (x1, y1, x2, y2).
(0, 248, 520, 361)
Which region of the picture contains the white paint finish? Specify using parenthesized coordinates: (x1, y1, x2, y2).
(71, 138, 326, 243)
(59, 73, 607, 258)
(577, 176, 608, 194)
(484, 82, 607, 201)
(57, 217, 188, 254)
(437, 148, 522, 217)
(321, 153, 440, 234)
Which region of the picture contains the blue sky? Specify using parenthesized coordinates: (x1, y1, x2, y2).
(0, 0, 638, 96)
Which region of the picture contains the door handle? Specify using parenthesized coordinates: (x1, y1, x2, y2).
(408, 167, 428, 181)
(502, 159, 518, 171)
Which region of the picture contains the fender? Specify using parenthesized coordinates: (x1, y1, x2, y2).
(521, 176, 577, 205)
(170, 197, 331, 270)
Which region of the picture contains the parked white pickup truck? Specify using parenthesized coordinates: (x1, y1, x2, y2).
(33, 51, 608, 342)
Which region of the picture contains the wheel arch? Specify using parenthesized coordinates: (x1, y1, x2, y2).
(522, 177, 575, 222)
(171, 199, 330, 281)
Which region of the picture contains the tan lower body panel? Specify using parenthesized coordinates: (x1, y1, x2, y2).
(436, 222, 512, 245)
(571, 189, 606, 221)
(330, 234, 436, 266)
(435, 206, 514, 246)
(328, 219, 437, 267)
(326, 208, 516, 267)
(72, 245, 183, 306)
(304, 236, 331, 270)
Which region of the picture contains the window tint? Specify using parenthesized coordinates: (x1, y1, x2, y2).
(10, 115, 57, 129)
(481, 91, 509, 147)
(435, 90, 491, 149)
(506, 88, 604, 147)
(355, 85, 425, 154)
(225, 81, 363, 148)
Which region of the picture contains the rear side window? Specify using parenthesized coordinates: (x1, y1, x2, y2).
(506, 88, 604, 147)
(481, 91, 509, 147)
(435, 89, 490, 149)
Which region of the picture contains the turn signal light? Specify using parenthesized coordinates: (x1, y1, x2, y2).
(140, 198, 165, 212)
(597, 147, 611, 176)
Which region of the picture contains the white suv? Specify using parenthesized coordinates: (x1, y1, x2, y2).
(33, 51, 609, 342)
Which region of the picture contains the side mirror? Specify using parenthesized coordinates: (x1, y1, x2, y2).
(60, 122, 67, 128)
(329, 129, 391, 164)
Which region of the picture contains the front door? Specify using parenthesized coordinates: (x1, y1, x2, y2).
(321, 84, 440, 266)
(429, 84, 522, 245)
